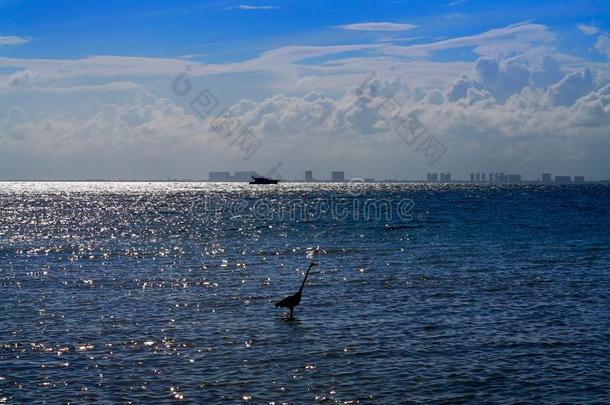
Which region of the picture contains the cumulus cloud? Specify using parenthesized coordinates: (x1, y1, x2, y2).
(339, 22, 417, 32)
(531, 56, 564, 88)
(3, 58, 607, 149)
(443, 57, 546, 103)
(475, 58, 531, 102)
(2, 57, 609, 178)
(595, 35, 610, 60)
(1, 22, 610, 178)
(571, 84, 610, 125)
(446, 76, 475, 102)
(0, 90, 210, 159)
(548, 68, 597, 106)
(438, 55, 603, 110)
(192, 57, 609, 173)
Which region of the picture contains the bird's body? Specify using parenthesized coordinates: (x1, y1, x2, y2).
(275, 262, 317, 319)
(274, 291, 302, 315)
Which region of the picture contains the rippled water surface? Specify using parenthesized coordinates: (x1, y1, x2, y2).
(1, 182, 609, 403)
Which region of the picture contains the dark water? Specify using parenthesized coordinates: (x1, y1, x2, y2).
(1, 182, 609, 403)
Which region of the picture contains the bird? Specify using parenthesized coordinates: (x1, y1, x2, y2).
(275, 262, 318, 319)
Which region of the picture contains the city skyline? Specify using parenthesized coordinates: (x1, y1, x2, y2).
(203, 169, 595, 183)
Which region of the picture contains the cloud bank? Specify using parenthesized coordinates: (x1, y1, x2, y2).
(1, 22, 609, 179)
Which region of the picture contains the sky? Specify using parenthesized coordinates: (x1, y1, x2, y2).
(1, 0, 610, 180)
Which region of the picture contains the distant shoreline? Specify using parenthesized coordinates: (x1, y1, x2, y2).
(1, 180, 609, 184)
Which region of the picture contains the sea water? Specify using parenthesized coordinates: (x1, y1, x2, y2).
(1, 182, 609, 403)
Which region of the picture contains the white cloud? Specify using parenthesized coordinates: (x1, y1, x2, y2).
(1, 90, 211, 158)
(548, 68, 596, 106)
(234, 5, 279, 10)
(2, 22, 610, 178)
(2, 58, 610, 178)
(1, 80, 142, 94)
(0, 23, 555, 93)
(379, 22, 555, 59)
(441, 56, 562, 104)
(446, 76, 474, 102)
(571, 83, 610, 126)
(531, 56, 564, 88)
(577, 24, 600, 35)
(0, 35, 31, 46)
(339, 22, 417, 32)
(595, 35, 610, 59)
(199, 58, 610, 173)
(0, 44, 377, 90)
(474, 58, 531, 102)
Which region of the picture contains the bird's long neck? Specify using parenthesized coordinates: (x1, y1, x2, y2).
(298, 264, 314, 294)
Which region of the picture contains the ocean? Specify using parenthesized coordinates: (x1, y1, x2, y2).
(1, 182, 609, 403)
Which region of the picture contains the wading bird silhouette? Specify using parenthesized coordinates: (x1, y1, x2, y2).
(275, 262, 318, 319)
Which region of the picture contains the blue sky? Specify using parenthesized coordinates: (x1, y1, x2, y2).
(2, 0, 608, 60)
(1, 0, 610, 179)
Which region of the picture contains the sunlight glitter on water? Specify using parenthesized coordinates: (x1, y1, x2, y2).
(0, 182, 609, 402)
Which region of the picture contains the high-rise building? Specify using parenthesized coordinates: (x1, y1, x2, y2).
(489, 173, 494, 183)
(431, 173, 438, 182)
(507, 174, 521, 183)
(542, 173, 552, 183)
(574, 176, 585, 184)
(481, 173, 486, 182)
(494, 173, 500, 182)
(555, 176, 571, 184)
(499, 172, 507, 183)
(208, 171, 232, 181)
(476, 173, 481, 182)
(331, 171, 345, 182)
(445, 173, 451, 182)
(304, 170, 313, 182)
(234, 171, 258, 182)
(470, 173, 475, 182)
